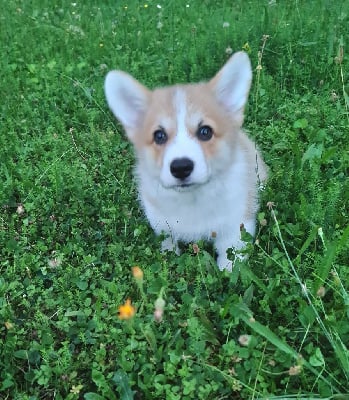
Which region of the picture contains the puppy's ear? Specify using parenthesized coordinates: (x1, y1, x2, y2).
(104, 71, 150, 140)
(209, 51, 252, 121)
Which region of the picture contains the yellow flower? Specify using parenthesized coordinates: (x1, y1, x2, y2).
(118, 299, 136, 320)
(131, 266, 143, 281)
(242, 42, 251, 53)
(70, 384, 83, 395)
(5, 321, 14, 330)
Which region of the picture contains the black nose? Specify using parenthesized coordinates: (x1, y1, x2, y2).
(170, 158, 194, 180)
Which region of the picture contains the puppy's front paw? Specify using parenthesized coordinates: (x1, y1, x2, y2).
(217, 249, 249, 271)
(217, 254, 233, 272)
(161, 237, 180, 255)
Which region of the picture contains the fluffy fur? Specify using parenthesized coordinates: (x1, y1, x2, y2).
(104, 51, 267, 270)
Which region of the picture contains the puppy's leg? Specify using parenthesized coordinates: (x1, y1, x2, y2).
(215, 228, 249, 271)
(161, 235, 180, 255)
(215, 237, 240, 271)
(216, 252, 233, 271)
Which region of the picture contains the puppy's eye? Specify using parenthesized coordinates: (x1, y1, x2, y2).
(197, 125, 213, 141)
(153, 129, 168, 145)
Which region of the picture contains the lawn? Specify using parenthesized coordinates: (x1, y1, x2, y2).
(1, 0, 349, 399)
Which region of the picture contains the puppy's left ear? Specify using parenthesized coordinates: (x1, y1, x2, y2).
(209, 51, 252, 120)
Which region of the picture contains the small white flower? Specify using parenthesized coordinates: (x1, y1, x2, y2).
(289, 365, 302, 376)
(48, 257, 62, 268)
(156, 4, 162, 8)
(238, 334, 251, 346)
(67, 25, 85, 36)
(154, 308, 163, 322)
(223, 22, 230, 28)
(317, 286, 326, 298)
(157, 21, 163, 29)
(16, 204, 25, 215)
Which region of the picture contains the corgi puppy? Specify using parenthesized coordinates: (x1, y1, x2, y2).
(104, 51, 267, 271)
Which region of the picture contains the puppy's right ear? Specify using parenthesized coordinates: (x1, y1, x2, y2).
(209, 51, 252, 125)
(104, 71, 150, 139)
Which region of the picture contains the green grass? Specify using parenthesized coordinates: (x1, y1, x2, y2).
(1, 0, 349, 399)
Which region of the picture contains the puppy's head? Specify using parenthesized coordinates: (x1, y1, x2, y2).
(104, 51, 252, 190)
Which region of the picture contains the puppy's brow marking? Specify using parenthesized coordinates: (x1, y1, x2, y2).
(174, 89, 189, 141)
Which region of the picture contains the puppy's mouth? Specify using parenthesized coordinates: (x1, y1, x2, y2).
(163, 179, 209, 192)
(174, 182, 196, 192)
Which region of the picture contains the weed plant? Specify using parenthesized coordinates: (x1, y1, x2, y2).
(1, 0, 348, 399)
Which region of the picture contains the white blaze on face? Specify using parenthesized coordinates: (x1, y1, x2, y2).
(159, 89, 210, 188)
